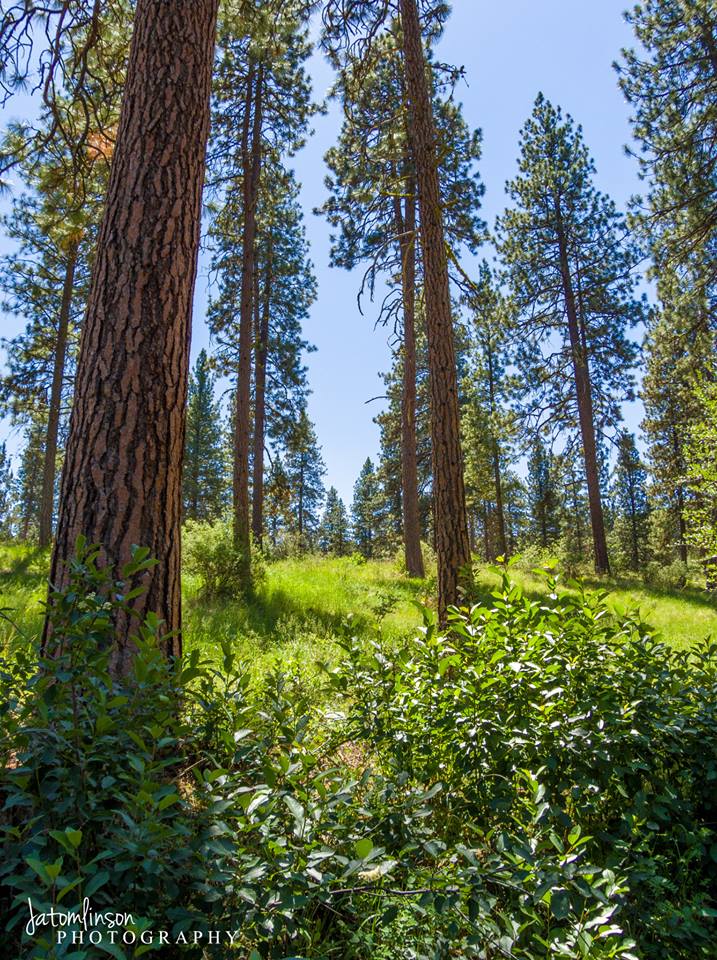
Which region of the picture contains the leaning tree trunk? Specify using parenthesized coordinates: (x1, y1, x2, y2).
(45, 0, 219, 672)
(555, 214, 610, 575)
(252, 243, 271, 548)
(234, 63, 264, 586)
(399, 0, 472, 618)
(393, 182, 425, 579)
(39, 237, 79, 549)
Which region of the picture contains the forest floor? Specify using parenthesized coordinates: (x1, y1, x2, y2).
(1, 542, 715, 670)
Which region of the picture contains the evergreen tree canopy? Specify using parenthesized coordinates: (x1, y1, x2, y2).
(618, 0, 717, 293)
(498, 95, 643, 446)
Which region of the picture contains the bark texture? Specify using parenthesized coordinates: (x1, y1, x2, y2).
(46, 0, 219, 672)
(400, 0, 472, 617)
(393, 183, 425, 579)
(233, 63, 264, 583)
(39, 239, 78, 549)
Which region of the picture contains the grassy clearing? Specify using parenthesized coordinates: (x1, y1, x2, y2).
(183, 554, 428, 680)
(1, 543, 716, 666)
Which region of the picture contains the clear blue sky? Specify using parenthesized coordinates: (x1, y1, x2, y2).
(0, 0, 644, 506)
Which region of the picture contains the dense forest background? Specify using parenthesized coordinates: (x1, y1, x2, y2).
(1, 3, 717, 958)
(0, 1, 714, 598)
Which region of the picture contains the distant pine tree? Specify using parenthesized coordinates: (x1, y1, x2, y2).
(183, 350, 228, 522)
(526, 439, 561, 550)
(15, 418, 46, 542)
(284, 411, 325, 552)
(0, 442, 15, 539)
(498, 95, 644, 574)
(352, 458, 383, 559)
(319, 487, 351, 556)
(610, 430, 650, 571)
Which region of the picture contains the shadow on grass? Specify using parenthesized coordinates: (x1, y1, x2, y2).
(0, 545, 49, 588)
(575, 574, 717, 613)
(186, 582, 405, 651)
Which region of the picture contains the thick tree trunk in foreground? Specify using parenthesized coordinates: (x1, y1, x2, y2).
(400, 0, 472, 617)
(234, 64, 264, 585)
(252, 246, 271, 548)
(393, 185, 425, 579)
(39, 239, 79, 549)
(45, 0, 218, 672)
(555, 217, 610, 575)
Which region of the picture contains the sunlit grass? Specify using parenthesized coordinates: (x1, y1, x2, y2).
(183, 554, 429, 684)
(473, 565, 717, 650)
(1, 543, 715, 669)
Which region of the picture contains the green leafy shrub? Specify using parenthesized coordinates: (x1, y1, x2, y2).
(1, 545, 639, 959)
(183, 519, 264, 599)
(330, 562, 717, 958)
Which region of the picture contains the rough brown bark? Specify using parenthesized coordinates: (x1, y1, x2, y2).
(233, 63, 264, 584)
(45, 0, 218, 672)
(555, 209, 610, 575)
(251, 242, 272, 548)
(393, 181, 425, 579)
(399, 0, 472, 617)
(39, 238, 79, 549)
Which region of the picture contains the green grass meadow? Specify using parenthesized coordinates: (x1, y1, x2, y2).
(1, 542, 716, 669)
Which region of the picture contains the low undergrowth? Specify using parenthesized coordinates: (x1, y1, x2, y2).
(0, 547, 715, 958)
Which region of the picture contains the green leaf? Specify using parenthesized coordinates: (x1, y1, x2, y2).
(550, 888, 570, 921)
(354, 838, 373, 860)
(84, 870, 110, 897)
(66, 828, 83, 848)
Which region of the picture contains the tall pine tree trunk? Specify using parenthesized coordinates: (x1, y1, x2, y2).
(399, 0, 472, 617)
(555, 215, 610, 575)
(252, 243, 271, 548)
(393, 183, 425, 579)
(45, 0, 218, 671)
(39, 238, 78, 549)
(234, 63, 264, 585)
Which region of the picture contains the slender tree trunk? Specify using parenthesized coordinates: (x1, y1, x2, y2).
(572, 475, 584, 557)
(45, 0, 218, 671)
(252, 243, 271, 548)
(399, 0, 472, 618)
(482, 503, 491, 560)
(555, 216, 610, 575)
(628, 483, 640, 569)
(671, 426, 689, 564)
(298, 465, 305, 547)
(188, 406, 201, 520)
(39, 239, 79, 549)
(393, 182, 425, 578)
(485, 342, 508, 558)
(234, 63, 264, 583)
